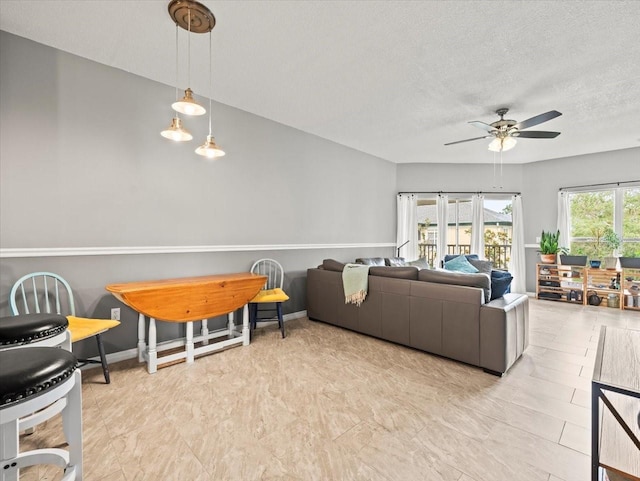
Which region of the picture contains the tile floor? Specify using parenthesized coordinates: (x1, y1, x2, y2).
(18, 298, 640, 480)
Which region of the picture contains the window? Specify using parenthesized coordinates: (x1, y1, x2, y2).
(416, 196, 512, 268)
(568, 186, 640, 258)
(622, 187, 640, 256)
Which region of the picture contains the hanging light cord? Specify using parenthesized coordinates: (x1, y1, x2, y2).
(187, 7, 191, 87)
(174, 24, 179, 104)
(208, 30, 212, 135)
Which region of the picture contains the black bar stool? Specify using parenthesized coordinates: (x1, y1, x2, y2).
(0, 347, 83, 480)
(0, 313, 70, 351)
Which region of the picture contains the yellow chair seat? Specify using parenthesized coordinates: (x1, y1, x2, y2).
(249, 288, 289, 304)
(67, 316, 121, 343)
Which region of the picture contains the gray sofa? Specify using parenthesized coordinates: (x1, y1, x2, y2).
(306, 259, 529, 375)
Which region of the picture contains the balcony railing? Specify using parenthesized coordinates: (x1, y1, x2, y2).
(418, 243, 511, 270)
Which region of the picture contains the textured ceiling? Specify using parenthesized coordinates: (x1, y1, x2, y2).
(1, 0, 639, 164)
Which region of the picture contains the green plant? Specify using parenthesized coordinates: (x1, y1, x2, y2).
(539, 230, 561, 254)
(602, 227, 621, 255)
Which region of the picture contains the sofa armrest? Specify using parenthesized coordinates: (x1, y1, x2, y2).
(479, 293, 529, 374)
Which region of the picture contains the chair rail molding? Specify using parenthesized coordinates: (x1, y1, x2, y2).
(0, 243, 396, 258)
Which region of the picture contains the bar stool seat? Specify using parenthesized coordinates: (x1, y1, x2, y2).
(0, 347, 83, 480)
(0, 313, 69, 349)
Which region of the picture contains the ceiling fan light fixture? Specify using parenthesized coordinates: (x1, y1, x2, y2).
(172, 88, 206, 116)
(488, 136, 517, 152)
(161, 116, 193, 141)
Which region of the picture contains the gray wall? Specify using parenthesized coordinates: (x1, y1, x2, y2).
(396, 148, 640, 291)
(0, 32, 397, 357)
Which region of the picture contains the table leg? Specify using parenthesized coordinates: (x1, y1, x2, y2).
(186, 321, 194, 364)
(201, 319, 209, 345)
(242, 304, 250, 346)
(592, 384, 600, 481)
(137, 313, 146, 363)
(228, 311, 235, 338)
(148, 318, 157, 374)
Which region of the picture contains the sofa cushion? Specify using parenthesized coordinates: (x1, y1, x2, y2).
(469, 259, 493, 277)
(444, 255, 480, 273)
(419, 269, 491, 303)
(355, 257, 386, 266)
(370, 266, 419, 280)
(406, 257, 430, 269)
(322, 259, 345, 272)
(490, 270, 513, 300)
(385, 257, 406, 267)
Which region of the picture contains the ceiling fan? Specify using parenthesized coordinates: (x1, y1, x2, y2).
(445, 108, 562, 152)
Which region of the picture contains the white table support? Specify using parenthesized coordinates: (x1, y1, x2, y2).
(137, 305, 250, 374)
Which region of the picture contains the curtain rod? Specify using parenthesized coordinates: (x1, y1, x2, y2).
(559, 180, 640, 191)
(397, 191, 521, 195)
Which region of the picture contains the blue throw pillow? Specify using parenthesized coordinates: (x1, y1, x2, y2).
(444, 255, 479, 273)
(443, 254, 480, 263)
(490, 270, 513, 300)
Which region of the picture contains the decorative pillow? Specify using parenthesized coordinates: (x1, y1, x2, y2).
(490, 270, 513, 300)
(443, 254, 479, 263)
(469, 259, 493, 278)
(355, 257, 386, 266)
(385, 257, 406, 267)
(407, 257, 430, 269)
(444, 255, 479, 274)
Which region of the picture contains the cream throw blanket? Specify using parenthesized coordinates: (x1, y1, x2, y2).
(342, 263, 370, 306)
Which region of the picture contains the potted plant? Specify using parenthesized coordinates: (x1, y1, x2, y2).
(602, 227, 621, 270)
(539, 230, 564, 264)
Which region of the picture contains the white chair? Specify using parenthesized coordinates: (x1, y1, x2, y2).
(248, 259, 289, 338)
(10, 272, 120, 384)
(0, 347, 83, 480)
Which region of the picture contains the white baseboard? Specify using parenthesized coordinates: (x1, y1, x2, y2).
(80, 310, 308, 369)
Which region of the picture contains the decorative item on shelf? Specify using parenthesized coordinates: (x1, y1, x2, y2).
(161, 0, 225, 158)
(539, 230, 566, 264)
(587, 290, 602, 306)
(620, 257, 640, 268)
(601, 227, 621, 270)
(590, 260, 602, 268)
(559, 255, 587, 266)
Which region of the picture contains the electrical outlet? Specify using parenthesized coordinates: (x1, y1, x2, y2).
(535, 236, 541, 243)
(110, 308, 120, 321)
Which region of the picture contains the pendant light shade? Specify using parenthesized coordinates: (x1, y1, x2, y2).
(161, 117, 193, 141)
(172, 88, 206, 116)
(195, 135, 225, 158)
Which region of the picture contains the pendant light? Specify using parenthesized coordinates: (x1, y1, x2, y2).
(196, 30, 225, 159)
(161, 24, 192, 142)
(170, 1, 207, 116)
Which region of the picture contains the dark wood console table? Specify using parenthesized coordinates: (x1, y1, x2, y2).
(592, 326, 640, 481)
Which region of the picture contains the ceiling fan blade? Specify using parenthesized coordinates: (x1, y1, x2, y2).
(444, 135, 491, 146)
(468, 121, 497, 133)
(511, 130, 561, 139)
(513, 110, 562, 130)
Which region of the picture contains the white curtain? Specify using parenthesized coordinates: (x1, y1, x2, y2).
(436, 194, 449, 267)
(557, 191, 571, 252)
(471, 194, 485, 258)
(396, 194, 418, 260)
(509, 195, 526, 293)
